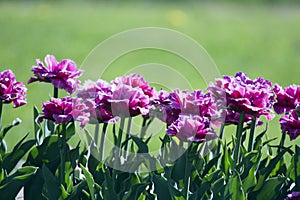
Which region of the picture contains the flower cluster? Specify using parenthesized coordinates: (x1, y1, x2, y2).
(209, 72, 275, 125)
(285, 192, 300, 200)
(75, 74, 154, 126)
(166, 115, 216, 142)
(110, 74, 153, 117)
(0, 70, 27, 108)
(273, 84, 300, 140)
(77, 80, 115, 124)
(38, 97, 89, 128)
(273, 84, 300, 114)
(28, 55, 83, 94)
(152, 88, 217, 142)
(279, 104, 300, 140)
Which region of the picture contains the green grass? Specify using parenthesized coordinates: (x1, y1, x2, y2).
(1, 1, 300, 149)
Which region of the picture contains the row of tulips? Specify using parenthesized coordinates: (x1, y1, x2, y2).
(0, 54, 299, 199)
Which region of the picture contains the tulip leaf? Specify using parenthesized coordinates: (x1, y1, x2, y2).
(152, 173, 173, 200)
(26, 135, 60, 171)
(131, 135, 149, 153)
(225, 172, 245, 200)
(42, 164, 61, 200)
(80, 164, 95, 200)
(123, 183, 149, 200)
(0, 166, 37, 200)
(66, 122, 75, 141)
(33, 106, 43, 145)
(255, 177, 285, 200)
(3, 133, 35, 174)
(0, 118, 21, 139)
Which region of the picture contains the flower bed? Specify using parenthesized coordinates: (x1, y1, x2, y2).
(0, 54, 299, 199)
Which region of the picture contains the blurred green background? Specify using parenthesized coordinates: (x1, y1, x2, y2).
(1, 1, 300, 150)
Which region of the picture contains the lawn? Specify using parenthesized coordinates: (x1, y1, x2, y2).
(1, 1, 300, 149)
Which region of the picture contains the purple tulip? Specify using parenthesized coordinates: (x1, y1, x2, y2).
(39, 97, 89, 127)
(77, 80, 118, 124)
(112, 74, 155, 98)
(77, 79, 112, 99)
(209, 72, 275, 121)
(285, 192, 300, 200)
(273, 84, 300, 114)
(28, 54, 83, 94)
(0, 70, 27, 108)
(109, 85, 150, 117)
(151, 89, 218, 126)
(150, 90, 181, 125)
(170, 89, 215, 117)
(280, 105, 300, 140)
(166, 114, 217, 143)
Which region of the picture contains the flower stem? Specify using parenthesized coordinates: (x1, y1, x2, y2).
(58, 123, 67, 187)
(117, 117, 125, 154)
(140, 117, 148, 138)
(94, 123, 100, 146)
(233, 112, 245, 165)
(53, 87, 58, 98)
(247, 116, 256, 152)
(183, 145, 191, 200)
(124, 117, 132, 158)
(216, 123, 225, 156)
(99, 123, 108, 161)
(294, 145, 299, 189)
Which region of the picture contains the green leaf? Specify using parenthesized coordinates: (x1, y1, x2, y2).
(253, 123, 268, 151)
(42, 164, 61, 200)
(33, 106, 43, 145)
(26, 135, 60, 171)
(242, 165, 257, 192)
(201, 154, 220, 178)
(66, 122, 75, 141)
(221, 141, 233, 177)
(255, 177, 285, 200)
(225, 172, 245, 200)
(123, 183, 149, 200)
(131, 136, 149, 153)
(152, 173, 173, 200)
(211, 177, 225, 198)
(66, 180, 87, 200)
(171, 153, 186, 181)
(3, 133, 35, 174)
(253, 149, 287, 192)
(80, 164, 95, 200)
(102, 167, 118, 200)
(24, 169, 44, 200)
(0, 166, 37, 200)
(0, 118, 21, 139)
(192, 169, 221, 199)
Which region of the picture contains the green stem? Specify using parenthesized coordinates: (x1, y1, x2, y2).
(233, 112, 245, 165)
(94, 123, 100, 146)
(183, 146, 191, 200)
(216, 123, 225, 156)
(117, 117, 125, 155)
(53, 87, 58, 98)
(247, 116, 256, 152)
(295, 145, 300, 189)
(140, 117, 148, 138)
(278, 131, 286, 154)
(59, 123, 67, 187)
(124, 117, 132, 157)
(99, 123, 108, 161)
